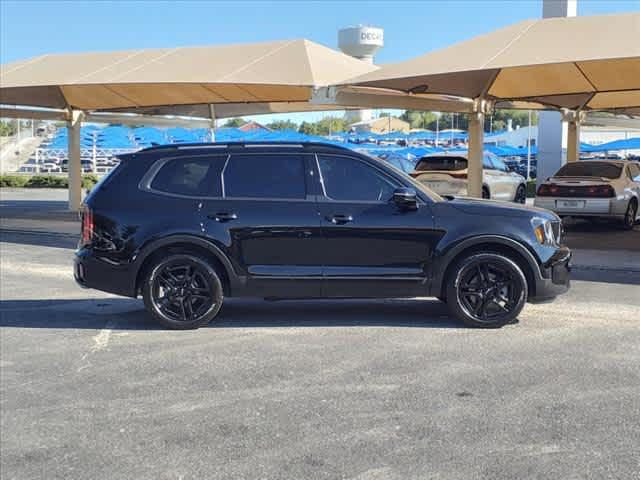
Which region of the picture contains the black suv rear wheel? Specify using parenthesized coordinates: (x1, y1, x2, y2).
(446, 253, 527, 328)
(142, 254, 223, 329)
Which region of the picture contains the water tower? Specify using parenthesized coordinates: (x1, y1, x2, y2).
(338, 26, 384, 124)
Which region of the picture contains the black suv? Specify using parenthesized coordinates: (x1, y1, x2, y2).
(75, 142, 571, 329)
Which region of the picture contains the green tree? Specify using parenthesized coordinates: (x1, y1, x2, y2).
(488, 110, 538, 132)
(266, 119, 298, 131)
(399, 111, 439, 130)
(298, 116, 347, 135)
(298, 121, 318, 135)
(0, 120, 17, 137)
(223, 118, 247, 128)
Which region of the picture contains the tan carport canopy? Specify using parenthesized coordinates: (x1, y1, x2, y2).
(346, 12, 640, 113)
(0, 39, 380, 110)
(343, 12, 639, 198)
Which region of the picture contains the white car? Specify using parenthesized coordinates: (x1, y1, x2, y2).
(410, 152, 527, 202)
(534, 160, 640, 230)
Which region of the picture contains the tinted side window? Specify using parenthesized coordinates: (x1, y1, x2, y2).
(483, 153, 497, 170)
(151, 156, 226, 196)
(627, 164, 640, 181)
(224, 154, 306, 199)
(318, 155, 399, 202)
(491, 156, 509, 172)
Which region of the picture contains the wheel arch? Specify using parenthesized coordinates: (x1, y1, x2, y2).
(433, 236, 541, 299)
(133, 234, 244, 296)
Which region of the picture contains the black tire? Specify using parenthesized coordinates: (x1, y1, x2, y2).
(142, 254, 223, 329)
(446, 252, 528, 328)
(622, 199, 637, 230)
(514, 184, 527, 204)
(482, 186, 491, 199)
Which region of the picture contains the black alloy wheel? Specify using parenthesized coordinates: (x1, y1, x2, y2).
(446, 253, 527, 328)
(143, 254, 223, 329)
(622, 200, 637, 230)
(514, 184, 527, 204)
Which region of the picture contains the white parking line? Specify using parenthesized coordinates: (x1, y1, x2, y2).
(1, 262, 72, 279)
(77, 320, 116, 372)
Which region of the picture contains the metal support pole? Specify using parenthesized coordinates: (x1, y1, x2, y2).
(209, 104, 216, 142)
(467, 109, 485, 198)
(566, 119, 580, 162)
(67, 110, 84, 211)
(526, 110, 532, 180)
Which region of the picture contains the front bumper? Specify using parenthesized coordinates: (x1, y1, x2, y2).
(529, 246, 571, 302)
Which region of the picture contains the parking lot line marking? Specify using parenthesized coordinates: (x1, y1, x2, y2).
(77, 320, 116, 372)
(0, 262, 72, 279)
(91, 321, 115, 353)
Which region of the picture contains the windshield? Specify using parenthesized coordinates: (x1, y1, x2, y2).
(555, 161, 622, 179)
(416, 156, 467, 171)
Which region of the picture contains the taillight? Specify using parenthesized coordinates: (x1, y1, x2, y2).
(585, 185, 615, 198)
(81, 206, 94, 246)
(537, 184, 556, 196)
(448, 173, 468, 179)
(537, 183, 615, 198)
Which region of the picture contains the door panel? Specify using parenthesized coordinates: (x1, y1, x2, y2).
(318, 200, 439, 297)
(201, 153, 323, 298)
(315, 154, 440, 298)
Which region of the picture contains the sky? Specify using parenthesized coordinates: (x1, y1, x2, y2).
(1, 0, 639, 124)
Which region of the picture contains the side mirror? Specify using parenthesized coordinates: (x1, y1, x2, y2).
(392, 187, 418, 211)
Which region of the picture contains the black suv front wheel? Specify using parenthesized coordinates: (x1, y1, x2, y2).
(446, 253, 527, 328)
(142, 254, 223, 329)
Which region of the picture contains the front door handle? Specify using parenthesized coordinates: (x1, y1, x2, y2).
(208, 212, 238, 222)
(327, 214, 353, 225)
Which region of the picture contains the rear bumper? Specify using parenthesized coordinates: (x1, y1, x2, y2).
(534, 197, 626, 217)
(74, 247, 137, 297)
(416, 176, 468, 196)
(529, 246, 571, 302)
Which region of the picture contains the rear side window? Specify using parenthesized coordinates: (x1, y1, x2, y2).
(490, 156, 509, 172)
(416, 156, 467, 171)
(627, 163, 640, 181)
(483, 153, 497, 170)
(151, 156, 226, 196)
(318, 155, 398, 202)
(224, 154, 306, 199)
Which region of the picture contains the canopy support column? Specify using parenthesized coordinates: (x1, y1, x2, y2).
(467, 99, 487, 199)
(565, 110, 584, 163)
(566, 120, 580, 162)
(67, 110, 84, 211)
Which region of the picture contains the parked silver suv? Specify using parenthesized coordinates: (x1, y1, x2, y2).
(410, 152, 527, 203)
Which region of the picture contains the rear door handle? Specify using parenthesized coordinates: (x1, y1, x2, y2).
(208, 212, 238, 222)
(327, 214, 353, 225)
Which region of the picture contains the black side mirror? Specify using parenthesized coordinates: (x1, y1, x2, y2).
(392, 187, 418, 211)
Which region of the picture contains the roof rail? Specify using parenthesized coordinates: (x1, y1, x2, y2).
(135, 141, 352, 154)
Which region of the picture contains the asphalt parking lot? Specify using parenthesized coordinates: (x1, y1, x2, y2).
(1, 189, 639, 479)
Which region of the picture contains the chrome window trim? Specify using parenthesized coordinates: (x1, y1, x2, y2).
(220, 154, 231, 198)
(314, 154, 327, 197)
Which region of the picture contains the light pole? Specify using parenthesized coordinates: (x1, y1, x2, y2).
(526, 110, 532, 180)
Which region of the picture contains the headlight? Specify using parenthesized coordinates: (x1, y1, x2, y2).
(531, 217, 556, 246)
